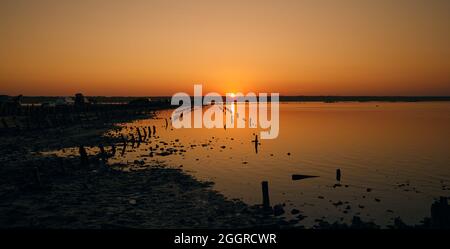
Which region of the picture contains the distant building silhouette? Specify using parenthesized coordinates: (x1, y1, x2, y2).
(74, 93, 89, 107)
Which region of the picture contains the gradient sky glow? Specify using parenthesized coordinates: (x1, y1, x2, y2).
(1, 0, 449, 96)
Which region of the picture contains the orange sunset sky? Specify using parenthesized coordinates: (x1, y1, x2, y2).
(1, 0, 449, 96)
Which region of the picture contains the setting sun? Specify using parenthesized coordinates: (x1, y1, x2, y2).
(1, 0, 450, 239)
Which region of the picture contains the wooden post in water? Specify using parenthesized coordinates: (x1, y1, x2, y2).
(136, 128, 143, 142)
(111, 144, 116, 156)
(336, 169, 341, 182)
(79, 146, 89, 167)
(121, 134, 127, 145)
(99, 144, 107, 163)
(261, 181, 271, 211)
(130, 133, 136, 144)
(142, 126, 147, 139)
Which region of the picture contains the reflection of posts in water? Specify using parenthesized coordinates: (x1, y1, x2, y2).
(336, 169, 341, 181)
(262, 181, 271, 211)
(254, 135, 259, 154)
(153, 125, 156, 136)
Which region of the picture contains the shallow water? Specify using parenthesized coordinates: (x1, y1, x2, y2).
(45, 102, 450, 227)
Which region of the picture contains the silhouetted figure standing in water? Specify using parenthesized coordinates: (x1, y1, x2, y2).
(152, 125, 156, 136)
(165, 118, 168, 129)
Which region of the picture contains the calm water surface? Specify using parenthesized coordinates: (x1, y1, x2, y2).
(45, 102, 450, 227)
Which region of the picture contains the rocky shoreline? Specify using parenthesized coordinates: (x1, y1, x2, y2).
(0, 108, 286, 229)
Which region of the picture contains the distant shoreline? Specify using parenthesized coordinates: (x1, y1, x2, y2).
(12, 95, 450, 104)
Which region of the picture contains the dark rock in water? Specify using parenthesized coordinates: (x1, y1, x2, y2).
(366, 188, 372, 192)
(314, 216, 379, 229)
(351, 216, 380, 229)
(156, 151, 171, 156)
(333, 201, 343, 207)
(273, 204, 285, 216)
(287, 152, 291, 156)
(291, 209, 300, 215)
(288, 219, 299, 225)
(374, 198, 380, 202)
(292, 174, 318, 181)
(296, 214, 307, 221)
(388, 217, 409, 229)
